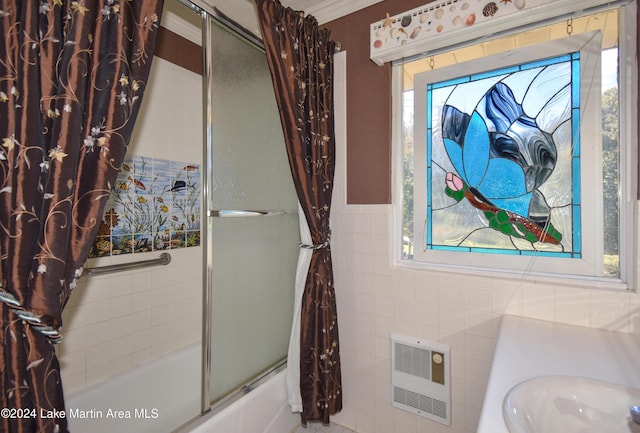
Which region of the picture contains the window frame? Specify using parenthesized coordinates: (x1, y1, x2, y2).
(391, 2, 638, 290)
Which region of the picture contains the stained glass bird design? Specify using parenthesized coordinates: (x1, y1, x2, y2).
(441, 82, 563, 245)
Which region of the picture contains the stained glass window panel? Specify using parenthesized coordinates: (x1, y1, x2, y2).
(426, 54, 581, 258)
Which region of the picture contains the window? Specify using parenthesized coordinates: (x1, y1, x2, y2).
(395, 5, 637, 288)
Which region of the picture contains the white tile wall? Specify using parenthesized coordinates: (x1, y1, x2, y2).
(293, 424, 356, 433)
(329, 51, 640, 433)
(58, 247, 202, 393)
(57, 56, 203, 394)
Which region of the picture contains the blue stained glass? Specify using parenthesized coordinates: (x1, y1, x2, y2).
(432, 245, 469, 252)
(472, 247, 521, 255)
(427, 92, 433, 162)
(572, 110, 581, 157)
(572, 157, 581, 204)
(427, 164, 432, 206)
(521, 54, 572, 70)
(520, 250, 568, 258)
(426, 202, 433, 245)
(426, 53, 581, 258)
(573, 205, 582, 254)
(432, 75, 471, 89)
(572, 57, 581, 107)
(472, 65, 520, 81)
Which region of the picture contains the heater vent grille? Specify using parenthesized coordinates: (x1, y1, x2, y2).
(394, 342, 431, 380)
(390, 335, 450, 426)
(433, 398, 447, 419)
(393, 386, 449, 418)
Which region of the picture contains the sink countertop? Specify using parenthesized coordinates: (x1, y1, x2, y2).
(477, 315, 640, 433)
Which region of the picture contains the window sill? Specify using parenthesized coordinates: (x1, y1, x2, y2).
(393, 257, 631, 292)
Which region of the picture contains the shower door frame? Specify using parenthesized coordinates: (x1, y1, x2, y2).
(175, 0, 292, 420)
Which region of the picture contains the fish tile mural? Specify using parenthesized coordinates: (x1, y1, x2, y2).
(89, 156, 201, 258)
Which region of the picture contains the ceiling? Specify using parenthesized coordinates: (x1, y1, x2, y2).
(280, 0, 383, 24)
(162, 0, 383, 46)
(201, 0, 382, 36)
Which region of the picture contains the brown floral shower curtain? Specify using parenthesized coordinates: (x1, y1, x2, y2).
(0, 1, 163, 432)
(256, 0, 341, 425)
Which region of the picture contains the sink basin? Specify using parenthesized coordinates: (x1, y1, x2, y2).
(503, 376, 640, 433)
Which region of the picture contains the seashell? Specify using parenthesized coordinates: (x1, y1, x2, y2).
(401, 15, 412, 27)
(420, 13, 429, 23)
(461, 2, 470, 10)
(401, 40, 407, 45)
(514, 0, 526, 9)
(373, 39, 383, 48)
(435, 8, 445, 19)
(436, 24, 444, 32)
(410, 26, 422, 39)
(483, 2, 499, 17)
(452, 15, 462, 27)
(450, 5, 456, 12)
(376, 28, 385, 37)
(391, 27, 399, 38)
(465, 13, 476, 26)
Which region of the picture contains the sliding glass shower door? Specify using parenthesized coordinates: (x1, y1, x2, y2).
(206, 19, 299, 403)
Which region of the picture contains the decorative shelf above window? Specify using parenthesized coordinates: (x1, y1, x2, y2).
(369, 0, 630, 66)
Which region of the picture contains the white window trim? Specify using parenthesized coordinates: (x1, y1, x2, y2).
(391, 2, 638, 291)
(618, 1, 639, 290)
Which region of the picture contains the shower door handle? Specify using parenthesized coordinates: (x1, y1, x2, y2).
(208, 210, 296, 217)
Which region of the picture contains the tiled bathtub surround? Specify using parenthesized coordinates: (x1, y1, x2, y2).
(57, 247, 202, 393)
(58, 42, 203, 394)
(328, 51, 640, 433)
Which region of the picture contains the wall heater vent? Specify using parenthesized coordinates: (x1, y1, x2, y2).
(390, 334, 451, 425)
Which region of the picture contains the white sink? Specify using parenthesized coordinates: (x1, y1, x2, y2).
(503, 376, 640, 433)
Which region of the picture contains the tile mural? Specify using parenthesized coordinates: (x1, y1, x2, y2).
(89, 156, 201, 258)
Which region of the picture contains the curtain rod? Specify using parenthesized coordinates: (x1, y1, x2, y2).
(174, 0, 342, 54)
(174, 0, 265, 51)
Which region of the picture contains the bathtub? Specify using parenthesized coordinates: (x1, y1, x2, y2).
(64, 344, 299, 433)
(183, 367, 299, 433)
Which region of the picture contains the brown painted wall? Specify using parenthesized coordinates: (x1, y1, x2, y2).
(324, 0, 430, 204)
(156, 26, 203, 76)
(323, 1, 640, 204)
